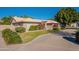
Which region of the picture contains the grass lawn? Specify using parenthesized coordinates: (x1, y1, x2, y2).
(19, 30, 52, 43)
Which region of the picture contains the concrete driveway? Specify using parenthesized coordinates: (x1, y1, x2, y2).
(0, 29, 79, 51)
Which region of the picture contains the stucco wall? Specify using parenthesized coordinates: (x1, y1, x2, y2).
(0, 25, 15, 31)
(23, 23, 39, 31)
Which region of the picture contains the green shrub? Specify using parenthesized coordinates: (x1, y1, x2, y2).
(1, 16, 12, 25)
(0, 22, 3, 25)
(15, 27, 26, 33)
(61, 27, 65, 30)
(29, 25, 41, 31)
(53, 27, 60, 32)
(2, 29, 22, 44)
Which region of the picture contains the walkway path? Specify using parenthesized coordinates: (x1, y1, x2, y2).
(0, 31, 6, 49)
(0, 29, 79, 51)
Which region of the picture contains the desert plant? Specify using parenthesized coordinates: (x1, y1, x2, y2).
(2, 29, 22, 44)
(15, 27, 26, 33)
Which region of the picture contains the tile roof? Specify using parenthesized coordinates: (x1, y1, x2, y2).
(12, 16, 46, 23)
(12, 16, 58, 24)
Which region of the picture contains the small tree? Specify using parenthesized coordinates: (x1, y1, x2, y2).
(1, 16, 12, 25)
(55, 8, 79, 27)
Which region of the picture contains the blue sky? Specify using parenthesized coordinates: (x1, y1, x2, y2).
(0, 7, 79, 20)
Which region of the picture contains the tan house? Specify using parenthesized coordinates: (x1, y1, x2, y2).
(11, 16, 59, 31)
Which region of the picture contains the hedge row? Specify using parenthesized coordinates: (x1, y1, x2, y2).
(29, 25, 41, 31)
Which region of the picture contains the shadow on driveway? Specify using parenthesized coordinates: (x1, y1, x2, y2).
(51, 30, 79, 45)
(63, 37, 79, 45)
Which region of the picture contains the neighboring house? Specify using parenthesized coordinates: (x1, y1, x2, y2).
(67, 22, 79, 28)
(68, 21, 79, 28)
(11, 16, 59, 31)
(71, 23, 77, 28)
(76, 21, 79, 28)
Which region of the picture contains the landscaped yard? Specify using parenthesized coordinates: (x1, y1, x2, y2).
(19, 30, 52, 43)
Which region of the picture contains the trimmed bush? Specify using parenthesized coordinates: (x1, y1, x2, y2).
(29, 25, 41, 31)
(2, 29, 22, 44)
(53, 27, 60, 32)
(15, 27, 26, 33)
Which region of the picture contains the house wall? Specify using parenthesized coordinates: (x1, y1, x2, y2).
(23, 22, 39, 31)
(46, 25, 53, 30)
(12, 22, 40, 31)
(12, 22, 60, 31)
(46, 23, 59, 30)
(0, 25, 15, 31)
